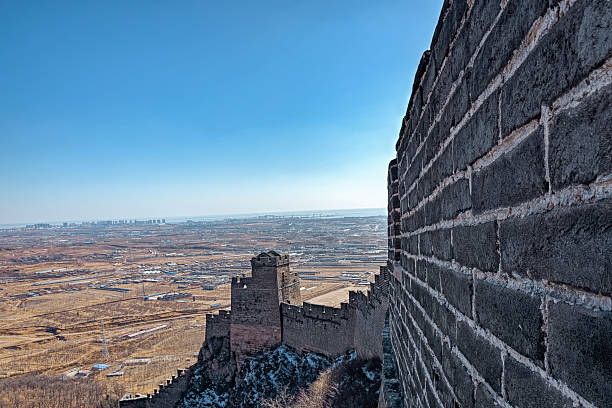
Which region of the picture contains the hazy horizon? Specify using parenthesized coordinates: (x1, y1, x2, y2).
(1, 1, 443, 225)
(0, 206, 386, 228)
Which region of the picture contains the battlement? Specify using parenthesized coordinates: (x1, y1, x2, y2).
(206, 310, 231, 324)
(205, 310, 231, 342)
(250, 250, 289, 267)
(281, 301, 351, 324)
(231, 276, 252, 289)
(281, 267, 390, 358)
(119, 367, 194, 408)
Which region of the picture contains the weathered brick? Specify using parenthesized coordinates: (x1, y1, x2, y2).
(505, 355, 574, 408)
(439, 178, 470, 221)
(472, 129, 547, 213)
(549, 83, 612, 190)
(431, 300, 456, 345)
(457, 320, 502, 393)
(425, 120, 445, 166)
(548, 301, 612, 407)
(425, 261, 441, 292)
(500, 199, 612, 295)
(417, 259, 427, 282)
(474, 280, 544, 364)
(453, 222, 498, 272)
(424, 318, 442, 364)
(501, 0, 612, 136)
(440, 268, 472, 317)
(408, 184, 420, 210)
(420, 231, 433, 256)
(408, 234, 419, 255)
(431, 228, 453, 261)
(406, 151, 423, 189)
(431, 0, 468, 72)
(424, 196, 442, 226)
(440, 75, 471, 138)
(453, 90, 499, 172)
(474, 382, 502, 408)
(441, 343, 474, 408)
(421, 54, 437, 104)
(464, 0, 501, 62)
(471, 0, 553, 102)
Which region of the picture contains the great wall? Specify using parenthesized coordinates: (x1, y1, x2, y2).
(120, 251, 390, 407)
(121, 0, 611, 406)
(381, 0, 611, 406)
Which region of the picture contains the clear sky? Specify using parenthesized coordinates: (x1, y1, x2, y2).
(0, 1, 443, 224)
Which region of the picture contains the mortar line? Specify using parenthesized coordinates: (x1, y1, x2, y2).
(403, 252, 612, 311)
(401, 0, 576, 196)
(401, 176, 612, 237)
(392, 264, 602, 408)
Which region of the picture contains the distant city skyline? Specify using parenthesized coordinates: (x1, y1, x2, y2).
(1, 1, 443, 225)
(0, 207, 386, 229)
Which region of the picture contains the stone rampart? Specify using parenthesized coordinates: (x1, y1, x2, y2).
(387, 0, 611, 407)
(119, 368, 194, 408)
(281, 266, 390, 359)
(205, 309, 231, 343)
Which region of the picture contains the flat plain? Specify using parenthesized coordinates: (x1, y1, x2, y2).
(0, 215, 385, 394)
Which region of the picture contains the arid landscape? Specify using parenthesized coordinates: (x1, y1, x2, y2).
(0, 214, 385, 396)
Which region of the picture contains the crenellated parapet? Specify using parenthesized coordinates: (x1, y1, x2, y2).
(205, 310, 231, 343)
(281, 267, 390, 359)
(119, 367, 194, 408)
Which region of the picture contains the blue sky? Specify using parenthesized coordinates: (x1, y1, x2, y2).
(0, 1, 442, 224)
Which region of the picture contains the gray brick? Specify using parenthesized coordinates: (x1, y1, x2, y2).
(424, 196, 442, 226)
(501, 0, 612, 136)
(474, 382, 501, 408)
(472, 129, 547, 213)
(432, 299, 457, 345)
(453, 90, 499, 172)
(421, 54, 437, 104)
(471, 0, 553, 102)
(453, 222, 498, 272)
(406, 150, 423, 189)
(505, 355, 574, 408)
(439, 178, 470, 221)
(548, 301, 612, 407)
(417, 259, 427, 282)
(431, 228, 453, 261)
(550, 83, 612, 190)
(441, 343, 474, 408)
(464, 0, 501, 62)
(500, 199, 612, 295)
(424, 261, 441, 292)
(457, 320, 502, 393)
(431, 0, 468, 72)
(440, 268, 472, 317)
(425, 121, 445, 166)
(440, 76, 471, 138)
(474, 281, 544, 364)
(420, 231, 433, 257)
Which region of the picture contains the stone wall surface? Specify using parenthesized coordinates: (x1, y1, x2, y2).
(387, 0, 611, 407)
(281, 266, 390, 359)
(230, 251, 301, 363)
(119, 368, 194, 408)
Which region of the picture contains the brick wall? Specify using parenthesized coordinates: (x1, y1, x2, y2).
(205, 309, 231, 343)
(119, 368, 194, 408)
(281, 267, 390, 359)
(353, 269, 390, 360)
(387, 0, 611, 407)
(281, 302, 355, 356)
(230, 251, 300, 363)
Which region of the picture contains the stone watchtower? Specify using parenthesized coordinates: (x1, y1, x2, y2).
(230, 251, 301, 363)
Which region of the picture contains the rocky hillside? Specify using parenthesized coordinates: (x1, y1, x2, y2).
(177, 343, 381, 408)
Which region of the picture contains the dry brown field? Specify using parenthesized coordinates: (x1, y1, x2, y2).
(0, 216, 385, 395)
